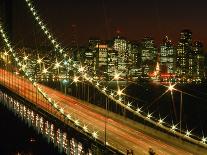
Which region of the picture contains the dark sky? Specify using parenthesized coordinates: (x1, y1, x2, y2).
(11, 0, 207, 48)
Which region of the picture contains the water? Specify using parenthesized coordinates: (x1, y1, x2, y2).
(0, 105, 62, 155)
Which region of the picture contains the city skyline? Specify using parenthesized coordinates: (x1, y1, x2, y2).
(9, 0, 207, 48)
(0, 1, 207, 155)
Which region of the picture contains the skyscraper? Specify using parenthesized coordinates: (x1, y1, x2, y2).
(192, 41, 205, 80)
(140, 37, 157, 76)
(160, 36, 175, 74)
(113, 35, 129, 77)
(176, 29, 192, 79)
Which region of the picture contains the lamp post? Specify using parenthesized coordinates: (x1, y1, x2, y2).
(62, 79, 69, 95)
(180, 91, 183, 133)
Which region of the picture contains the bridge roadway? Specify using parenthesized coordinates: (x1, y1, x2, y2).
(0, 69, 207, 155)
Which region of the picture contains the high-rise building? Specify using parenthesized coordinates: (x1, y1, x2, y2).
(160, 36, 175, 74)
(113, 35, 127, 58)
(107, 50, 118, 78)
(176, 29, 192, 78)
(113, 36, 129, 77)
(95, 43, 109, 78)
(192, 41, 205, 80)
(129, 42, 142, 78)
(140, 37, 157, 76)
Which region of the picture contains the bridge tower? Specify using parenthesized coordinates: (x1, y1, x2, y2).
(0, 0, 13, 41)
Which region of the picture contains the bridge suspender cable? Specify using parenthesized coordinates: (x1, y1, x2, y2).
(22, 0, 207, 148)
(0, 22, 99, 140)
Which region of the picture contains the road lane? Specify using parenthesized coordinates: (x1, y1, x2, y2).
(0, 69, 205, 155)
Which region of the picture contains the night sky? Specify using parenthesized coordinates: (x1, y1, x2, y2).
(10, 0, 207, 48)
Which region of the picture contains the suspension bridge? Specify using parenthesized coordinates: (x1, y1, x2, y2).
(0, 0, 207, 154)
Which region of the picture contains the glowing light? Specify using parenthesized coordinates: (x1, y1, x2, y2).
(96, 82, 100, 87)
(92, 131, 98, 139)
(42, 68, 48, 74)
(53, 103, 58, 108)
(171, 124, 177, 131)
(168, 84, 175, 91)
(78, 66, 84, 72)
(114, 72, 121, 80)
(83, 125, 88, 132)
(66, 114, 71, 119)
(54, 61, 61, 69)
(73, 76, 79, 83)
(21, 64, 27, 70)
(127, 102, 132, 107)
(23, 0, 196, 143)
(18, 62, 22, 66)
(48, 98, 52, 102)
(185, 130, 191, 137)
(158, 118, 164, 125)
(74, 120, 79, 126)
(55, 44, 59, 48)
(136, 107, 142, 113)
(37, 58, 42, 64)
(60, 108, 64, 114)
(63, 60, 68, 65)
(60, 48, 63, 53)
(23, 55, 28, 61)
(51, 39, 56, 44)
(202, 137, 207, 144)
(15, 57, 19, 61)
(102, 87, 107, 92)
(35, 16, 39, 20)
(147, 113, 152, 119)
(41, 25, 45, 30)
(117, 89, 123, 96)
(4, 51, 8, 56)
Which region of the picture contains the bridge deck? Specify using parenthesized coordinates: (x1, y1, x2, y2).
(0, 69, 207, 155)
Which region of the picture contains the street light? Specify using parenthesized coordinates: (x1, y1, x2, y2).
(168, 84, 175, 91)
(185, 130, 191, 137)
(202, 137, 207, 144)
(62, 79, 69, 94)
(73, 76, 79, 83)
(117, 89, 123, 96)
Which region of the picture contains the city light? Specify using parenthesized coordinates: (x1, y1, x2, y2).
(136, 107, 142, 114)
(78, 66, 85, 72)
(92, 131, 98, 139)
(42, 68, 48, 74)
(110, 92, 114, 97)
(102, 87, 107, 92)
(127, 102, 132, 107)
(158, 118, 164, 125)
(66, 114, 71, 119)
(185, 130, 191, 137)
(202, 137, 207, 144)
(147, 113, 152, 119)
(83, 125, 88, 132)
(37, 58, 42, 64)
(168, 84, 175, 91)
(117, 89, 123, 96)
(171, 124, 177, 131)
(2, 1, 205, 151)
(114, 72, 121, 80)
(74, 120, 80, 126)
(23, 55, 28, 61)
(60, 108, 64, 114)
(54, 61, 61, 69)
